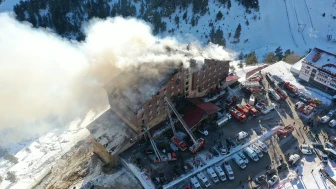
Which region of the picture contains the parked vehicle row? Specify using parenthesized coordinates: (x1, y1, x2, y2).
(189, 140, 269, 188)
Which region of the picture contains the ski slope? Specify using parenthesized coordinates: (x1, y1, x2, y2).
(160, 0, 336, 59)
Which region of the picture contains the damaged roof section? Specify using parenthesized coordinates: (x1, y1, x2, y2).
(87, 108, 136, 155)
(106, 62, 182, 113)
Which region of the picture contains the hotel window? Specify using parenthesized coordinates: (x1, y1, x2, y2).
(186, 81, 189, 85)
(141, 113, 144, 118)
(149, 103, 152, 107)
(171, 86, 174, 89)
(171, 92, 174, 96)
(186, 87, 189, 91)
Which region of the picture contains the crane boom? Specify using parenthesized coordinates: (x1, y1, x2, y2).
(167, 109, 177, 138)
(164, 97, 197, 145)
(145, 127, 162, 162)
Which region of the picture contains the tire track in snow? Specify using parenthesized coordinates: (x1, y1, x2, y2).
(283, 0, 298, 48)
(291, 0, 307, 45)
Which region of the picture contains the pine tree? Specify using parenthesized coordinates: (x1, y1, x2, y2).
(238, 52, 244, 60)
(274, 46, 283, 60)
(234, 24, 242, 39)
(264, 52, 277, 63)
(245, 50, 258, 65)
(227, 0, 231, 10)
(216, 11, 223, 20)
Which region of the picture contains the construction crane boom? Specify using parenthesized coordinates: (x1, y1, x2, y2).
(164, 97, 197, 145)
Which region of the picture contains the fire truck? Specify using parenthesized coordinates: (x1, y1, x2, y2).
(284, 82, 298, 96)
(249, 75, 263, 82)
(244, 104, 258, 116)
(274, 87, 288, 100)
(277, 124, 294, 138)
(236, 104, 249, 115)
(230, 108, 246, 122)
(165, 97, 205, 153)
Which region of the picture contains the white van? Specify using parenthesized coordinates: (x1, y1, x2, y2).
(237, 151, 249, 164)
(250, 144, 263, 158)
(255, 140, 268, 153)
(197, 172, 210, 188)
(190, 177, 202, 189)
(236, 131, 249, 141)
(232, 154, 246, 169)
(329, 119, 336, 127)
(268, 89, 281, 101)
(243, 147, 259, 162)
(300, 144, 313, 155)
(214, 165, 226, 182)
(206, 167, 219, 183)
(223, 161, 234, 180)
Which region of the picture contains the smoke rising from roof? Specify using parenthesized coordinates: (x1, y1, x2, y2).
(0, 13, 234, 146)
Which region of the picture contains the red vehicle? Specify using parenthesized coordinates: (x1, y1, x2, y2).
(249, 75, 263, 82)
(226, 95, 238, 106)
(274, 87, 288, 100)
(244, 104, 258, 116)
(236, 104, 249, 115)
(277, 125, 294, 138)
(170, 137, 187, 151)
(284, 82, 298, 95)
(230, 108, 246, 122)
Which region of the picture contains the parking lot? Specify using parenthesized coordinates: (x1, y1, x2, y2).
(120, 71, 335, 189)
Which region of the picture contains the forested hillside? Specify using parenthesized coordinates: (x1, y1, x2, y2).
(12, 0, 259, 43)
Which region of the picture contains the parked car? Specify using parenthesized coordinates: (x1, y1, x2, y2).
(226, 138, 237, 149)
(197, 172, 211, 187)
(190, 177, 201, 189)
(151, 177, 161, 187)
(214, 165, 227, 182)
(267, 175, 279, 186)
(266, 168, 277, 176)
(321, 110, 335, 123)
(237, 151, 249, 164)
(312, 143, 324, 150)
(236, 131, 249, 141)
(325, 142, 335, 149)
(329, 119, 336, 127)
(277, 163, 288, 172)
(255, 175, 266, 184)
(300, 144, 313, 155)
(218, 141, 229, 155)
(209, 147, 220, 157)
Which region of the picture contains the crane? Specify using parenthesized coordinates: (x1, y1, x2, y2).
(164, 97, 205, 153)
(144, 126, 163, 163)
(167, 109, 187, 151)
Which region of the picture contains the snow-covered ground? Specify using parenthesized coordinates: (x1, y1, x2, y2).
(273, 155, 335, 189)
(0, 106, 108, 189)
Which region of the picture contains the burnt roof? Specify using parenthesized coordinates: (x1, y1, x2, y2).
(106, 62, 181, 112)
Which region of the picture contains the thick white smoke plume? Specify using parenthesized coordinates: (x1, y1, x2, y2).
(0, 13, 234, 146)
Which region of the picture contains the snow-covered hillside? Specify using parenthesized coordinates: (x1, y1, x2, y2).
(2, 0, 335, 59)
(160, 0, 336, 58)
